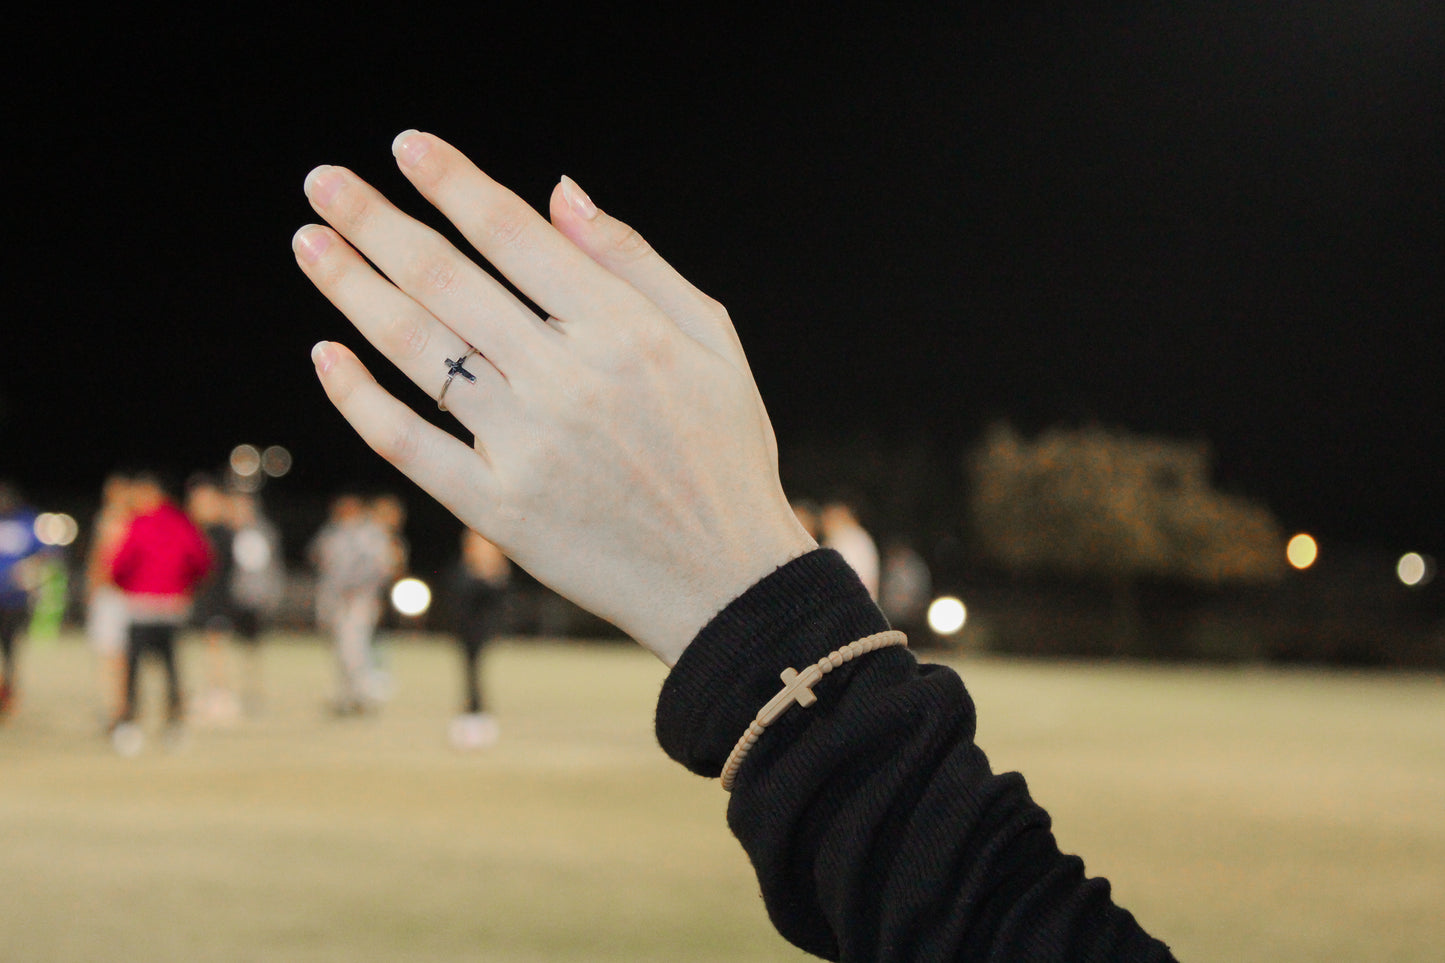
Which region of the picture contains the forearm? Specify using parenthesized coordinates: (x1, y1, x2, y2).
(657, 550, 1175, 962)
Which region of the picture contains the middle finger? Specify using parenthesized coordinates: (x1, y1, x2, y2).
(303, 164, 553, 376)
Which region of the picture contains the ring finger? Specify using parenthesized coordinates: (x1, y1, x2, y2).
(292, 224, 510, 422)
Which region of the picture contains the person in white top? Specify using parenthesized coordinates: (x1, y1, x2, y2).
(820, 500, 879, 601)
(309, 494, 394, 715)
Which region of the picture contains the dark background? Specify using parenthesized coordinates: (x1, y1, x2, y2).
(7, 7, 1442, 573)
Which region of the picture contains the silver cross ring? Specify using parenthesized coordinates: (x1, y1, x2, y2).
(437, 347, 479, 412)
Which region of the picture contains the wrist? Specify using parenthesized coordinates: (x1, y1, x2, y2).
(656, 548, 890, 775)
(645, 520, 818, 666)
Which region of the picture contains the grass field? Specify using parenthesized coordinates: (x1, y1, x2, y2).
(2, 632, 1441, 961)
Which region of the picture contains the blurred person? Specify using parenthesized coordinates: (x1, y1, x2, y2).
(109, 472, 213, 752)
(369, 492, 409, 700)
(442, 528, 511, 749)
(820, 497, 880, 600)
(370, 492, 410, 578)
(309, 493, 392, 715)
(227, 489, 284, 713)
(295, 134, 1175, 959)
(0, 482, 45, 717)
(25, 545, 69, 642)
(187, 473, 241, 723)
(84, 472, 135, 720)
(879, 539, 932, 640)
(790, 498, 821, 541)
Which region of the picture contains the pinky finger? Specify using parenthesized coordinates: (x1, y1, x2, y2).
(311, 341, 498, 528)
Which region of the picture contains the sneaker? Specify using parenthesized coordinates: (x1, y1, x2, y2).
(111, 721, 144, 757)
(449, 712, 500, 750)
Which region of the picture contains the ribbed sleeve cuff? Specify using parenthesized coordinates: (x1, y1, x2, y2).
(655, 549, 890, 777)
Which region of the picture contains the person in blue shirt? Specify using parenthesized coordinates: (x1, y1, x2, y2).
(0, 481, 44, 717)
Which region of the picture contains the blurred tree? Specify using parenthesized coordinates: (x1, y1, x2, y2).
(968, 423, 1284, 649)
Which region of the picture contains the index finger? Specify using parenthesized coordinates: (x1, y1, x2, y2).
(392, 131, 651, 330)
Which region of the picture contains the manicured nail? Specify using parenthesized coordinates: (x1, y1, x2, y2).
(303, 165, 342, 206)
(559, 175, 599, 220)
(292, 225, 331, 262)
(311, 341, 336, 373)
(392, 129, 429, 167)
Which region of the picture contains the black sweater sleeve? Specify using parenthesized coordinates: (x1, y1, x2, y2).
(656, 549, 1176, 962)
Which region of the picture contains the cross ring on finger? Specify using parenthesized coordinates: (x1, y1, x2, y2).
(437, 347, 479, 412)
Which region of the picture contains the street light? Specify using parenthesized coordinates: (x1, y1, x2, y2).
(390, 577, 432, 617)
(1397, 552, 1435, 588)
(927, 596, 967, 636)
(1286, 533, 1318, 570)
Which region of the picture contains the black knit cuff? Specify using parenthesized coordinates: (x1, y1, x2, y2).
(655, 549, 890, 777)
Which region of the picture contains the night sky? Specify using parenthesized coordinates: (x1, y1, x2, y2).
(8, 7, 1443, 559)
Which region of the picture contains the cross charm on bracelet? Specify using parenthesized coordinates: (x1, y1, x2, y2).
(755, 665, 823, 726)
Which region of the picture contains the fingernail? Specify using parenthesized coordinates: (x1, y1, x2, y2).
(304, 165, 342, 207)
(293, 225, 331, 262)
(392, 129, 429, 167)
(559, 175, 599, 220)
(311, 341, 336, 373)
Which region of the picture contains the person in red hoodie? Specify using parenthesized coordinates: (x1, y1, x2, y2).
(109, 471, 212, 751)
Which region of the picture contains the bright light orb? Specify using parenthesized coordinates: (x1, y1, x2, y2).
(34, 513, 79, 547)
(390, 577, 432, 617)
(927, 596, 968, 636)
(1397, 552, 1434, 588)
(230, 444, 262, 477)
(1286, 533, 1318, 570)
(261, 445, 293, 478)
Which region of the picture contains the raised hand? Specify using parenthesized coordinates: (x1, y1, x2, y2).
(294, 132, 814, 664)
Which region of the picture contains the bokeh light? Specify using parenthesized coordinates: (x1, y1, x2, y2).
(33, 513, 78, 547)
(230, 444, 262, 477)
(261, 445, 293, 478)
(1286, 533, 1318, 570)
(390, 577, 432, 617)
(927, 596, 967, 636)
(1396, 552, 1435, 588)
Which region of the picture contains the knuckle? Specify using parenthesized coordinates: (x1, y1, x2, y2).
(603, 320, 674, 375)
(376, 418, 423, 468)
(610, 225, 654, 263)
(482, 204, 530, 251)
(556, 362, 609, 410)
(406, 145, 453, 191)
(405, 248, 464, 295)
(326, 370, 357, 406)
(308, 250, 351, 291)
(379, 312, 432, 361)
(329, 183, 374, 234)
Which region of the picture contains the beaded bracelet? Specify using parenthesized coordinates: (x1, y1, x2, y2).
(720, 630, 908, 791)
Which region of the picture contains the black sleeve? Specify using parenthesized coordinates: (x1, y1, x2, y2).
(656, 549, 1177, 962)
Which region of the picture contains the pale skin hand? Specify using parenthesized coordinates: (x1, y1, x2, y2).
(294, 131, 815, 665)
